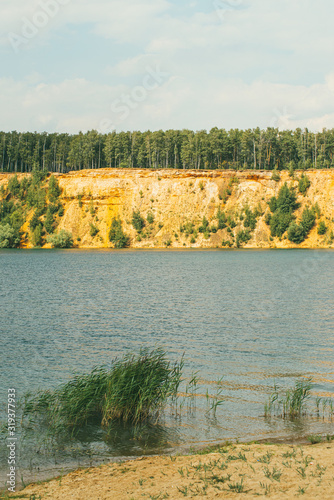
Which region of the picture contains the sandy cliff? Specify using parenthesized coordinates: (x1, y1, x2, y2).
(1, 169, 334, 249)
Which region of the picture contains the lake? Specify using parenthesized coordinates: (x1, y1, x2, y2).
(0, 249, 333, 485)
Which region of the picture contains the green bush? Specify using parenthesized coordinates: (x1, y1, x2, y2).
(44, 208, 55, 234)
(227, 215, 237, 228)
(0, 200, 15, 224)
(317, 221, 327, 235)
(89, 223, 99, 238)
(89, 200, 95, 217)
(287, 207, 316, 244)
(47, 203, 59, 215)
(236, 229, 251, 248)
(18, 177, 31, 201)
(287, 161, 296, 177)
(274, 183, 298, 213)
(32, 225, 43, 247)
(198, 216, 209, 233)
(8, 175, 21, 197)
(8, 209, 24, 231)
(180, 221, 195, 236)
(109, 218, 129, 248)
(47, 230, 73, 248)
(31, 169, 48, 186)
(268, 183, 299, 238)
(287, 222, 306, 244)
(132, 209, 145, 232)
(300, 207, 316, 233)
(146, 211, 154, 224)
(270, 210, 294, 238)
(271, 170, 281, 182)
(0, 223, 21, 248)
(244, 207, 257, 230)
(298, 174, 311, 195)
(216, 208, 227, 229)
(27, 185, 47, 213)
(265, 212, 272, 225)
(29, 211, 42, 231)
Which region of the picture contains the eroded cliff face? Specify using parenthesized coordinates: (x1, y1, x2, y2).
(1, 169, 334, 249)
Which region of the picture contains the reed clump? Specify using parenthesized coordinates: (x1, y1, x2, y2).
(265, 378, 313, 419)
(23, 348, 183, 434)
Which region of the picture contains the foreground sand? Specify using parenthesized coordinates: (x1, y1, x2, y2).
(8, 441, 334, 499)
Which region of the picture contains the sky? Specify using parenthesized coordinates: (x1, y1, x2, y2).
(0, 0, 334, 133)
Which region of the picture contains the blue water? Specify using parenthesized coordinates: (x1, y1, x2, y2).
(0, 249, 333, 484)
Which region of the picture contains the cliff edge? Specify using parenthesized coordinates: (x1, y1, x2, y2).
(0, 169, 333, 249)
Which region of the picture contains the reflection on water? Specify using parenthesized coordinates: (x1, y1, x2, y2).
(0, 249, 333, 484)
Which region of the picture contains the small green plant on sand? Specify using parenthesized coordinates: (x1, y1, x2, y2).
(307, 435, 322, 444)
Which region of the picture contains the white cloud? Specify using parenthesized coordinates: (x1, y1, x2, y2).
(1, 71, 334, 133)
(1, 0, 334, 132)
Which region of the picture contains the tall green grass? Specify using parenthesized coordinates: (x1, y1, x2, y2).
(265, 378, 313, 419)
(23, 348, 183, 435)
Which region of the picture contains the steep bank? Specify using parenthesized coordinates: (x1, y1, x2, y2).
(0, 169, 334, 249)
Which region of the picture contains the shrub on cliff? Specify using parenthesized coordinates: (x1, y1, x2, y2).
(8, 175, 21, 197)
(132, 210, 145, 232)
(270, 211, 294, 238)
(287, 207, 316, 244)
(31, 225, 43, 247)
(267, 183, 299, 238)
(89, 222, 99, 238)
(44, 207, 55, 234)
(109, 218, 129, 248)
(216, 208, 227, 229)
(298, 174, 311, 196)
(300, 207, 316, 234)
(287, 222, 306, 244)
(236, 229, 251, 248)
(0, 223, 21, 248)
(48, 175, 61, 202)
(47, 229, 73, 248)
(271, 170, 281, 182)
(198, 216, 209, 233)
(244, 207, 258, 230)
(146, 211, 155, 224)
(318, 221, 327, 235)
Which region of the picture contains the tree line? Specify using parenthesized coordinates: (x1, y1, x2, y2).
(1, 127, 334, 173)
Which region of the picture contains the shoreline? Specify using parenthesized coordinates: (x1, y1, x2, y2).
(4, 436, 334, 499)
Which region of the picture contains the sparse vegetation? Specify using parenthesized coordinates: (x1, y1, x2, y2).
(132, 209, 145, 232)
(0, 223, 21, 248)
(265, 378, 313, 419)
(317, 221, 327, 235)
(147, 211, 155, 224)
(236, 229, 251, 248)
(47, 229, 73, 248)
(271, 170, 281, 182)
(298, 174, 311, 195)
(89, 223, 99, 238)
(48, 175, 61, 202)
(109, 217, 129, 248)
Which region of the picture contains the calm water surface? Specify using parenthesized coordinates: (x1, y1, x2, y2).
(0, 249, 333, 485)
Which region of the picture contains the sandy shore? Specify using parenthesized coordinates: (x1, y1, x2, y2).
(5, 440, 334, 499)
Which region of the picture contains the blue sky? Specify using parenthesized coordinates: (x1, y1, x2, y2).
(0, 0, 333, 133)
